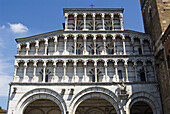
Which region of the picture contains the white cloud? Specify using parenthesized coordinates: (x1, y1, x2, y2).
(0, 25, 5, 30)
(0, 37, 5, 48)
(0, 59, 13, 96)
(8, 23, 28, 33)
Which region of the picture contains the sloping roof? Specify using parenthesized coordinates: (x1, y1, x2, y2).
(15, 29, 149, 42)
(162, 24, 170, 44)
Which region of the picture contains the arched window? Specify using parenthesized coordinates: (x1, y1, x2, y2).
(118, 70, 123, 81)
(130, 101, 153, 114)
(138, 48, 142, 55)
(167, 55, 170, 68)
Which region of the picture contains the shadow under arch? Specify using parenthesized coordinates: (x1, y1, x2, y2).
(70, 87, 124, 114)
(126, 91, 162, 114)
(15, 88, 67, 114)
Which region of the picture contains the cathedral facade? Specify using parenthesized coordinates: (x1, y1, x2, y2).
(7, 8, 162, 114)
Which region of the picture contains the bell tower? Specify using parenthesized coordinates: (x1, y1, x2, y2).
(140, 0, 170, 114)
(140, 0, 170, 44)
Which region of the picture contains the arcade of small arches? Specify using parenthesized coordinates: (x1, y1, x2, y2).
(17, 34, 153, 56)
(19, 88, 158, 114)
(14, 58, 156, 83)
(64, 12, 123, 31)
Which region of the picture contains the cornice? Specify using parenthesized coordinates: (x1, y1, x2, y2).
(15, 30, 150, 42)
(10, 81, 158, 86)
(63, 8, 124, 14)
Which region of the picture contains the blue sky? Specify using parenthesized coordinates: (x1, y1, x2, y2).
(0, 0, 144, 110)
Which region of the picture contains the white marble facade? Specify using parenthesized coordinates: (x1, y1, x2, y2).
(7, 9, 162, 114)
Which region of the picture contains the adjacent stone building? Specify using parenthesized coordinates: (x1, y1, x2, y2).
(7, 8, 162, 114)
(140, 0, 170, 113)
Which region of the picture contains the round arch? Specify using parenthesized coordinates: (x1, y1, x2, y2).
(126, 92, 162, 114)
(24, 99, 61, 114)
(15, 88, 67, 114)
(70, 87, 124, 114)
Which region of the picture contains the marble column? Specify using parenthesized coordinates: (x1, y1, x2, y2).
(65, 13, 69, 30)
(74, 37, 77, 55)
(111, 13, 114, 30)
(53, 63, 56, 77)
(63, 62, 66, 81)
(83, 36, 87, 55)
(23, 62, 28, 82)
(94, 62, 97, 82)
(35, 40, 39, 55)
(101, 13, 105, 30)
(124, 63, 129, 82)
(73, 62, 77, 82)
(83, 13, 87, 30)
(23, 62, 27, 78)
(103, 36, 106, 55)
(63, 36, 68, 55)
(140, 40, 144, 54)
(44, 39, 48, 55)
(152, 64, 157, 81)
(33, 63, 37, 77)
(104, 62, 108, 81)
(113, 38, 116, 55)
(122, 37, 126, 55)
(17, 44, 21, 55)
(144, 64, 148, 81)
(93, 36, 96, 55)
(54, 36, 58, 55)
(134, 64, 138, 81)
(14, 65, 18, 77)
(120, 14, 123, 30)
(114, 63, 118, 81)
(92, 13, 96, 30)
(83, 62, 87, 82)
(74, 13, 78, 30)
(26, 42, 30, 55)
(43, 62, 46, 82)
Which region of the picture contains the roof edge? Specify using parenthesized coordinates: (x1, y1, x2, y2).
(63, 8, 124, 14)
(15, 29, 149, 42)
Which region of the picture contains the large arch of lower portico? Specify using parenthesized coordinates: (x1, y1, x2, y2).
(70, 87, 124, 114)
(15, 88, 67, 114)
(125, 92, 162, 114)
